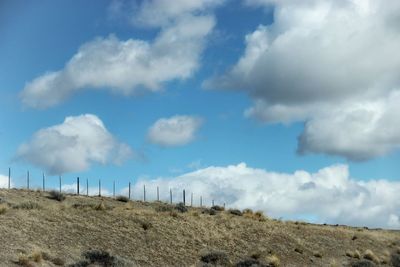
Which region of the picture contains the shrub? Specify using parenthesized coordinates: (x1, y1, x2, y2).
(31, 250, 42, 263)
(236, 258, 265, 267)
(267, 255, 280, 267)
(391, 253, 400, 267)
(228, 209, 243, 216)
(13, 201, 41, 210)
(200, 251, 230, 266)
(243, 208, 253, 214)
(116, 195, 129, 202)
(351, 260, 377, 267)
(51, 257, 65, 266)
(140, 221, 152, 231)
(202, 208, 217, 216)
(211, 205, 225, 211)
(48, 191, 66, 202)
(17, 255, 34, 267)
(313, 252, 322, 258)
(175, 202, 188, 213)
(363, 249, 379, 263)
(94, 202, 106, 211)
(82, 249, 126, 266)
(170, 211, 179, 218)
(0, 204, 8, 215)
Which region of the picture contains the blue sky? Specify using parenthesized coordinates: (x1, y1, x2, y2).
(1, 0, 400, 228)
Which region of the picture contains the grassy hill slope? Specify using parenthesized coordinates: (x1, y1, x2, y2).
(0, 189, 399, 267)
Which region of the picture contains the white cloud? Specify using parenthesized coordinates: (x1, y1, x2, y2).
(0, 174, 12, 188)
(21, 1, 218, 109)
(207, 0, 400, 160)
(147, 115, 203, 147)
(130, 163, 400, 229)
(133, 0, 225, 27)
(16, 114, 132, 175)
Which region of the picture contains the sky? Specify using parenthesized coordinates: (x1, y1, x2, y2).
(1, 0, 400, 229)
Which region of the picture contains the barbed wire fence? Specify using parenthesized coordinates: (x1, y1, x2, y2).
(3, 167, 226, 209)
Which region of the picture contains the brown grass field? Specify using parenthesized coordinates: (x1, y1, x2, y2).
(0, 188, 399, 267)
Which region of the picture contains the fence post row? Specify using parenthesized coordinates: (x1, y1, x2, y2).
(2, 171, 214, 209)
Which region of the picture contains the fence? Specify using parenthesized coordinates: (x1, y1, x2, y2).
(3, 168, 225, 208)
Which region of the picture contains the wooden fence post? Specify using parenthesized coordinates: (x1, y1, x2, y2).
(59, 176, 62, 193)
(191, 193, 193, 207)
(143, 184, 146, 202)
(183, 189, 186, 206)
(77, 177, 80, 195)
(200, 196, 202, 207)
(170, 189, 172, 204)
(8, 167, 10, 189)
(98, 179, 101, 197)
(86, 178, 89, 196)
(27, 171, 30, 190)
(42, 173, 45, 191)
(128, 182, 131, 200)
(113, 180, 115, 198)
(157, 186, 159, 201)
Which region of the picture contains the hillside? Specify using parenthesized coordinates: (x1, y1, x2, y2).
(0, 189, 399, 267)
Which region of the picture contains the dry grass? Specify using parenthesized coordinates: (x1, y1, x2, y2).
(363, 249, 380, 263)
(0, 189, 399, 267)
(0, 203, 8, 214)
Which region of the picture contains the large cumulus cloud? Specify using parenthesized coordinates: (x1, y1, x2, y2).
(128, 162, 400, 229)
(207, 0, 400, 160)
(16, 114, 132, 175)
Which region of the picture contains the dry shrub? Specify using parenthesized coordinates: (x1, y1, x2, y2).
(391, 253, 400, 267)
(0, 203, 8, 215)
(116, 195, 129, 202)
(211, 205, 225, 211)
(363, 249, 379, 263)
(155, 204, 173, 212)
(351, 260, 377, 267)
(17, 255, 34, 267)
(202, 208, 217, 216)
(175, 202, 188, 213)
(267, 255, 280, 267)
(170, 211, 178, 218)
(51, 257, 65, 266)
(48, 191, 66, 202)
(200, 250, 230, 266)
(82, 249, 127, 266)
(243, 208, 253, 215)
(228, 209, 243, 216)
(354, 250, 361, 259)
(313, 251, 322, 258)
(31, 250, 42, 263)
(94, 201, 106, 211)
(236, 258, 264, 267)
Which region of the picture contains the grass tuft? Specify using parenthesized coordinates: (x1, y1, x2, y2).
(0, 203, 8, 215)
